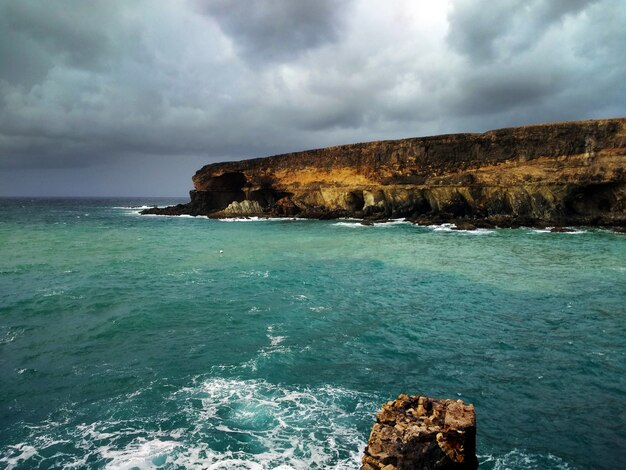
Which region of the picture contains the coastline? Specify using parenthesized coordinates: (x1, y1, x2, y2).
(141, 118, 626, 229)
(139, 208, 626, 233)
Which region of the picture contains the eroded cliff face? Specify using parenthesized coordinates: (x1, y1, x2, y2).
(143, 118, 626, 226)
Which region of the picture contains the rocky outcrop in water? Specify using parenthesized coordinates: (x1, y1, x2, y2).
(361, 394, 477, 470)
(142, 118, 626, 227)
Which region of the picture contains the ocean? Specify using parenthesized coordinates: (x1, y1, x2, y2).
(0, 198, 624, 469)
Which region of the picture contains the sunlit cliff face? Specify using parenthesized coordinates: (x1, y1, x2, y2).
(140, 119, 626, 226)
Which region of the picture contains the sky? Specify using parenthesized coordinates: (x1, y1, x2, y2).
(0, 0, 624, 196)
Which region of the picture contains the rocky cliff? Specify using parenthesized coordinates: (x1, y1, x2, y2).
(143, 118, 626, 227)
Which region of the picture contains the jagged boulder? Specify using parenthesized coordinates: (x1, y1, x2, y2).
(221, 200, 264, 215)
(361, 394, 477, 470)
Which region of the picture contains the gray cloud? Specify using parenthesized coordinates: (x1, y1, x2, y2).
(0, 1, 132, 86)
(446, 0, 625, 121)
(0, 0, 624, 196)
(447, 0, 599, 62)
(196, 0, 351, 63)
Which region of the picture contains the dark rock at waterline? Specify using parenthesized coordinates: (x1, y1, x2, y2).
(451, 221, 477, 231)
(361, 394, 478, 470)
(140, 204, 189, 216)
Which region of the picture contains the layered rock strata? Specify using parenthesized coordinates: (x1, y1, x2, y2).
(361, 394, 477, 470)
(142, 118, 626, 227)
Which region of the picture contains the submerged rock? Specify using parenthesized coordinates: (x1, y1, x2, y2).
(361, 394, 477, 470)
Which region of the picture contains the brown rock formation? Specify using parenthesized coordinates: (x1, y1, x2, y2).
(361, 394, 477, 470)
(142, 118, 626, 227)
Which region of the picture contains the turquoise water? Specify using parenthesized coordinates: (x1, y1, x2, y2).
(0, 198, 624, 469)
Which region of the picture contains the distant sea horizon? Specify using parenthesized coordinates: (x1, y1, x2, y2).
(0, 196, 191, 199)
(1, 197, 624, 469)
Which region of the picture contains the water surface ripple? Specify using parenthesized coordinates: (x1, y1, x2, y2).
(0, 198, 624, 469)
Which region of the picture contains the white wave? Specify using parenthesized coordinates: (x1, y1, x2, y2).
(254, 328, 291, 362)
(39, 288, 66, 297)
(0, 327, 20, 344)
(239, 270, 270, 278)
(218, 216, 302, 222)
(529, 227, 587, 234)
(135, 213, 200, 218)
(112, 205, 154, 210)
(168, 377, 374, 469)
(428, 223, 456, 232)
(129, 211, 155, 216)
(456, 228, 495, 235)
(2, 378, 375, 469)
(479, 448, 573, 469)
(423, 223, 495, 234)
(334, 218, 412, 228)
(373, 219, 410, 226)
(0, 443, 39, 470)
(268, 335, 286, 347)
(126, 212, 207, 218)
(333, 222, 366, 228)
(99, 438, 181, 470)
(333, 219, 410, 228)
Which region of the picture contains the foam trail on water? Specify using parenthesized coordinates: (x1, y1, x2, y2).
(333, 222, 366, 228)
(478, 449, 573, 470)
(99, 438, 180, 470)
(457, 228, 495, 235)
(0, 444, 39, 470)
(373, 219, 411, 226)
(219, 217, 302, 222)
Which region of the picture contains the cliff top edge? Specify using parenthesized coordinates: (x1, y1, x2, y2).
(195, 117, 626, 174)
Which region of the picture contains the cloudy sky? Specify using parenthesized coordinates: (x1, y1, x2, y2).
(1, 0, 624, 196)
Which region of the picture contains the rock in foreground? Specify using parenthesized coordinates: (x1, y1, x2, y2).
(362, 394, 477, 470)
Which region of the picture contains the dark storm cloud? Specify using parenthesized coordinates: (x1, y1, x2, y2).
(444, 0, 625, 122)
(196, 0, 351, 63)
(0, 0, 254, 171)
(0, 1, 130, 86)
(0, 0, 624, 196)
(449, 73, 562, 116)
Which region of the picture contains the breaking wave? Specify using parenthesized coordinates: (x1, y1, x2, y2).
(0, 378, 376, 469)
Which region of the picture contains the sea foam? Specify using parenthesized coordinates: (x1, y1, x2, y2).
(478, 449, 573, 470)
(1, 378, 374, 469)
